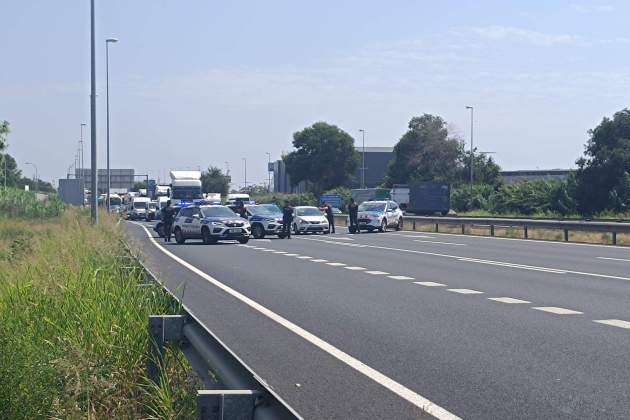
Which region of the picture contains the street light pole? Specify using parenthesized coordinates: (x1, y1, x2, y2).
(105, 38, 118, 213)
(25, 162, 38, 192)
(265, 152, 271, 192)
(465, 106, 474, 195)
(80, 123, 86, 179)
(359, 129, 366, 189)
(89, 0, 98, 224)
(242, 158, 247, 190)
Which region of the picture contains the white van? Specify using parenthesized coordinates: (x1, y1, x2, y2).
(226, 193, 250, 204)
(129, 197, 151, 220)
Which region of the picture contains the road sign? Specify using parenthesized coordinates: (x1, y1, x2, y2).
(320, 193, 342, 208)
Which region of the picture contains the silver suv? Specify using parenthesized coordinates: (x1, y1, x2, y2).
(172, 205, 251, 244)
(354, 200, 403, 232)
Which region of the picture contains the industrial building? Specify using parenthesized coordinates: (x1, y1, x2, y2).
(74, 168, 135, 194)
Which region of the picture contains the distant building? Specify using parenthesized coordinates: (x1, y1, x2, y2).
(75, 168, 135, 193)
(499, 169, 572, 185)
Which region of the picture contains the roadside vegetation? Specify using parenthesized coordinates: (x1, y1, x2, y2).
(0, 189, 200, 418)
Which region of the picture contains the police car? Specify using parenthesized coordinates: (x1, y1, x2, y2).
(172, 204, 251, 244)
(352, 200, 403, 233)
(244, 204, 284, 239)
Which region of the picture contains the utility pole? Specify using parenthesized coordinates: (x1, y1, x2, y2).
(242, 158, 247, 190)
(25, 162, 38, 192)
(90, 0, 98, 223)
(80, 123, 86, 179)
(266, 152, 271, 192)
(359, 129, 366, 189)
(105, 38, 118, 212)
(465, 106, 474, 195)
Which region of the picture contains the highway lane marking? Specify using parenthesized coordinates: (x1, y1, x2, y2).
(448, 289, 484, 295)
(261, 249, 276, 252)
(310, 259, 328, 262)
(532, 307, 583, 315)
(273, 251, 288, 254)
(593, 319, 630, 329)
(414, 282, 447, 287)
(327, 237, 355, 241)
(392, 234, 435, 239)
(135, 223, 461, 420)
(296, 256, 312, 259)
(284, 253, 299, 257)
(297, 237, 630, 282)
(326, 262, 346, 266)
(366, 271, 389, 275)
(344, 266, 366, 271)
(388, 275, 415, 281)
(597, 257, 630, 262)
(413, 240, 466, 246)
(488, 297, 531, 304)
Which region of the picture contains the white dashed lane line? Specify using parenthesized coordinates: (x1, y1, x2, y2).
(387, 275, 415, 281)
(448, 289, 484, 295)
(413, 240, 466, 246)
(311, 259, 328, 263)
(594, 319, 630, 329)
(366, 271, 389, 275)
(414, 281, 447, 287)
(344, 266, 366, 271)
(297, 256, 312, 259)
(596, 257, 630, 263)
(284, 253, 299, 257)
(532, 307, 583, 315)
(273, 251, 287, 254)
(326, 262, 346, 267)
(488, 297, 531, 304)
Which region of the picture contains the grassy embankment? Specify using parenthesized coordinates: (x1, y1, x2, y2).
(0, 189, 200, 419)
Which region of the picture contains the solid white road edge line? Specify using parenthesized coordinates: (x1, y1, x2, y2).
(596, 257, 630, 262)
(413, 240, 466, 246)
(136, 223, 460, 420)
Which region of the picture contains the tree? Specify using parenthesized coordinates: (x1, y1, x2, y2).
(458, 151, 502, 187)
(284, 122, 359, 195)
(386, 114, 463, 186)
(0, 153, 22, 187)
(133, 181, 147, 191)
(201, 166, 230, 196)
(574, 109, 630, 214)
(240, 184, 268, 195)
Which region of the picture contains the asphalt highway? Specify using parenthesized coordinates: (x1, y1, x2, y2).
(126, 221, 630, 419)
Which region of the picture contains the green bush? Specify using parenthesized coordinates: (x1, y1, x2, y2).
(0, 187, 64, 218)
(250, 191, 318, 207)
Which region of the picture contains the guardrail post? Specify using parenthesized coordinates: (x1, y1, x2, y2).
(490, 224, 495, 236)
(612, 232, 617, 245)
(461, 224, 465, 234)
(524, 226, 528, 239)
(148, 315, 185, 382)
(435, 223, 439, 233)
(564, 229, 569, 242)
(197, 390, 257, 420)
(412, 220, 416, 231)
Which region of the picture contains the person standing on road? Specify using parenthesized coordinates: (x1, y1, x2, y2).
(161, 200, 175, 243)
(320, 201, 335, 234)
(237, 200, 247, 218)
(281, 201, 293, 239)
(347, 198, 360, 234)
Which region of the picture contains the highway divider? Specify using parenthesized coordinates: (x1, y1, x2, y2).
(334, 214, 630, 245)
(123, 241, 301, 420)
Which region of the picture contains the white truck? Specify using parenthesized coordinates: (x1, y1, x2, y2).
(169, 170, 203, 205)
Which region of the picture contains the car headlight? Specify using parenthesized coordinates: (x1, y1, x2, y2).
(243, 222, 251, 228)
(211, 221, 224, 226)
(300, 220, 309, 225)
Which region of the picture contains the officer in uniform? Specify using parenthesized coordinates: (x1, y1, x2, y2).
(320, 201, 335, 234)
(281, 201, 293, 239)
(347, 198, 360, 234)
(161, 200, 175, 242)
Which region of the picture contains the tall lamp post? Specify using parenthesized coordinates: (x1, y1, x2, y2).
(89, 0, 98, 223)
(105, 37, 118, 212)
(465, 106, 474, 195)
(25, 162, 38, 192)
(242, 158, 247, 190)
(358, 129, 366, 189)
(79, 123, 86, 179)
(265, 152, 271, 192)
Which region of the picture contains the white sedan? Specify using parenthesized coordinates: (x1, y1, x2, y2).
(292, 206, 330, 234)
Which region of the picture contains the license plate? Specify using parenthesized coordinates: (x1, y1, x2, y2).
(230, 228, 241, 233)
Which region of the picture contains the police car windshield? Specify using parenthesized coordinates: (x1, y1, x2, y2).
(248, 206, 276, 216)
(358, 202, 385, 212)
(259, 204, 282, 214)
(201, 206, 239, 218)
(297, 207, 322, 216)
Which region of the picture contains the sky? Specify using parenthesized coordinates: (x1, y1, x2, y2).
(2, 0, 630, 189)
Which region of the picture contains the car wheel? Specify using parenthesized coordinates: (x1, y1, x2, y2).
(379, 219, 387, 232)
(174, 227, 186, 244)
(157, 224, 165, 238)
(238, 237, 250, 244)
(202, 227, 216, 244)
(293, 223, 300, 235)
(396, 218, 403, 231)
(252, 224, 265, 239)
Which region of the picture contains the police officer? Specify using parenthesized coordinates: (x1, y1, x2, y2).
(347, 198, 360, 234)
(281, 200, 293, 239)
(161, 200, 175, 242)
(320, 201, 335, 234)
(237, 200, 247, 218)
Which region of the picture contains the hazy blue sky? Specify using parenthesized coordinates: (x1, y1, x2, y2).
(2, 1, 630, 188)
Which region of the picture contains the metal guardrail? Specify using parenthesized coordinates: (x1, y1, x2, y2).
(334, 214, 630, 245)
(122, 243, 301, 420)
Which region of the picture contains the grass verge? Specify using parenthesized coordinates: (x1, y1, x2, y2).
(0, 208, 201, 419)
